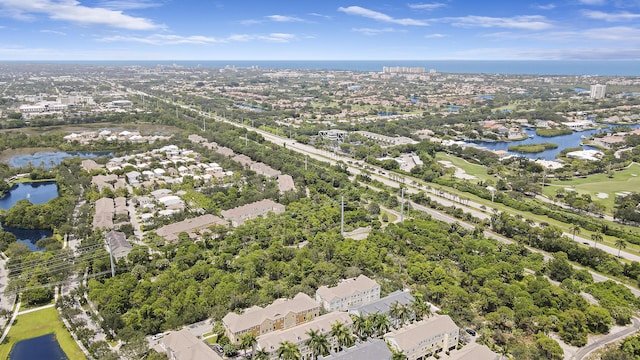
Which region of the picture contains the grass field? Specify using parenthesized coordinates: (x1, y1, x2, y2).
(543, 163, 640, 214)
(0, 307, 86, 359)
(435, 152, 494, 183)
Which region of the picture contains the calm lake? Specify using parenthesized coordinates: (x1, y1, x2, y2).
(8, 151, 110, 169)
(9, 333, 68, 360)
(0, 182, 58, 251)
(0, 182, 59, 210)
(470, 124, 640, 160)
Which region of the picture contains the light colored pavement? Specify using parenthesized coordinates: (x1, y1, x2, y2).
(0, 301, 20, 345)
(573, 317, 640, 360)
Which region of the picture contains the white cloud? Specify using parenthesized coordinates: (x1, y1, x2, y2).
(481, 26, 640, 44)
(424, 33, 446, 38)
(0, 0, 162, 30)
(408, 3, 446, 11)
(40, 29, 67, 35)
(516, 47, 640, 60)
(266, 15, 304, 22)
(445, 15, 553, 30)
(100, 34, 222, 45)
(578, 0, 607, 5)
(582, 26, 640, 41)
(100, 32, 299, 45)
(534, 3, 556, 10)
(338, 6, 428, 26)
(97, 0, 163, 10)
(308, 12, 331, 20)
(582, 10, 640, 22)
(352, 27, 403, 35)
(258, 33, 296, 43)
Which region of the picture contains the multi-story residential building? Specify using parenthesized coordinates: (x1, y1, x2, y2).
(316, 275, 380, 312)
(160, 329, 223, 360)
(348, 289, 416, 326)
(221, 199, 286, 227)
(223, 292, 320, 343)
(384, 315, 459, 360)
(256, 311, 353, 360)
(590, 84, 607, 99)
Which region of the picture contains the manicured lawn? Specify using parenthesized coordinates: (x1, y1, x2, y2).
(543, 163, 640, 214)
(435, 152, 494, 183)
(0, 307, 86, 360)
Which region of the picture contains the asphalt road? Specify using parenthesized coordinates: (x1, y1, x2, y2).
(572, 317, 640, 360)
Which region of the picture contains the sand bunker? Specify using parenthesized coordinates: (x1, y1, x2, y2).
(438, 160, 477, 180)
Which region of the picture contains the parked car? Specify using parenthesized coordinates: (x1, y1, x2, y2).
(465, 328, 476, 336)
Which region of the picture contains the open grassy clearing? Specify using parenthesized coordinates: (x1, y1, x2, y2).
(0, 122, 183, 136)
(435, 152, 494, 183)
(0, 307, 86, 359)
(543, 163, 640, 213)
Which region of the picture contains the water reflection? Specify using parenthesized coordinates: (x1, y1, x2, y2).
(0, 182, 59, 210)
(9, 151, 110, 169)
(9, 333, 68, 360)
(469, 124, 640, 160)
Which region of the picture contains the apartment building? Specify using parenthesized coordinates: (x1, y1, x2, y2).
(384, 316, 459, 360)
(256, 312, 352, 360)
(316, 275, 380, 312)
(223, 292, 320, 343)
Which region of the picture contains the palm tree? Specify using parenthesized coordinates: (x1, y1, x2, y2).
(398, 304, 411, 326)
(591, 231, 603, 248)
(571, 225, 581, 241)
(241, 333, 257, 358)
(277, 341, 301, 360)
(254, 349, 270, 360)
(389, 301, 402, 328)
(351, 313, 373, 341)
(391, 350, 408, 360)
(410, 294, 431, 321)
(615, 239, 627, 258)
(306, 329, 330, 359)
(371, 313, 391, 337)
(330, 321, 353, 351)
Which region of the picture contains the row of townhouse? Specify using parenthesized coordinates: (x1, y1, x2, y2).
(316, 274, 381, 312)
(222, 292, 321, 343)
(221, 275, 500, 360)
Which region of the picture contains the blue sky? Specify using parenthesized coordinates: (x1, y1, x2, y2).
(0, 0, 639, 60)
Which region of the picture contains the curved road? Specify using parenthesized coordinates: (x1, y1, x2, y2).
(572, 317, 640, 360)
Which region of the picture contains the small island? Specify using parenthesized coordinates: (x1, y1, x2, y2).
(536, 128, 574, 137)
(508, 142, 559, 153)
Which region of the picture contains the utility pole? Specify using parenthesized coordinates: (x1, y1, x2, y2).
(400, 188, 405, 222)
(341, 196, 344, 235)
(305, 155, 308, 171)
(107, 235, 115, 277)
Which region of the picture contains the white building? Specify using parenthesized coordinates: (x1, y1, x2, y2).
(316, 275, 380, 312)
(384, 316, 459, 360)
(590, 84, 606, 99)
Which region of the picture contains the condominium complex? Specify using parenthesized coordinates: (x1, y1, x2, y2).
(256, 312, 353, 360)
(382, 66, 425, 74)
(316, 275, 380, 312)
(222, 292, 320, 343)
(384, 316, 459, 360)
(590, 84, 607, 99)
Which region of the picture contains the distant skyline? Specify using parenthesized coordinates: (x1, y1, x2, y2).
(0, 0, 639, 61)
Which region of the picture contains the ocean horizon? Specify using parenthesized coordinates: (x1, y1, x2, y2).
(3, 60, 640, 76)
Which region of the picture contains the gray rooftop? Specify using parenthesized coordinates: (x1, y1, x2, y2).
(349, 290, 413, 317)
(319, 340, 392, 360)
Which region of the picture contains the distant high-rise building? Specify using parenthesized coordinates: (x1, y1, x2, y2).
(590, 84, 606, 99)
(382, 66, 425, 74)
